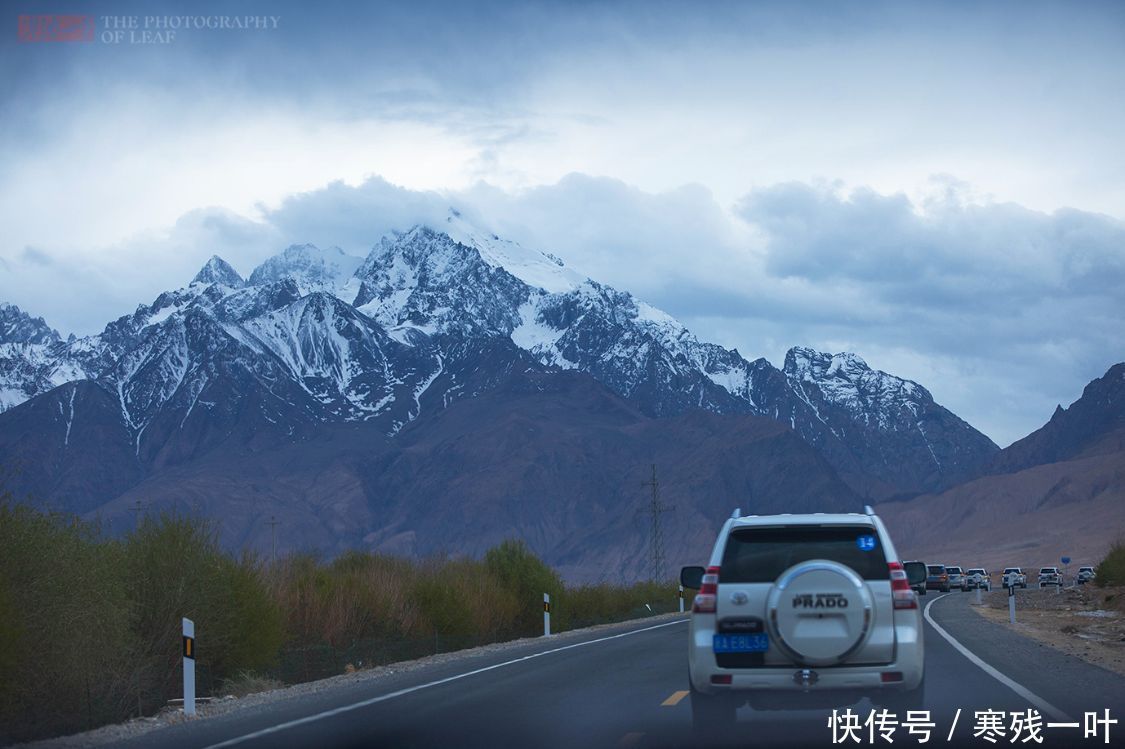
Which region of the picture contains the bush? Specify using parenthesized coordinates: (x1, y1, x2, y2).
(558, 580, 677, 630)
(483, 540, 563, 636)
(1095, 540, 1125, 587)
(0, 503, 134, 743)
(123, 513, 284, 711)
(0, 504, 672, 743)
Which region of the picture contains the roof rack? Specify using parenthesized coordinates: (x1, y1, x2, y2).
(864, 505, 876, 516)
(731, 507, 742, 519)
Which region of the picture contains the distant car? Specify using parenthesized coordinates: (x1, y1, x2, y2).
(926, 564, 950, 593)
(1002, 567, 1028, 589)
(964, 568, 991, 591)
(904, 561, 928, 596)
(1077, 566, 1096, 585)
(1038, 567, 1062, 588)
(946, 566, 967, 592)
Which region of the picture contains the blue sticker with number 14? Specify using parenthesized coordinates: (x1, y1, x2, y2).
(857, 535, 877, 551)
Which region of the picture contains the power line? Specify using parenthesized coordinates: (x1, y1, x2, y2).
(640, 464, 674, 583)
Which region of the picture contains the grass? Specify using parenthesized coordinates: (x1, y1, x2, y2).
(220, 670, 285, 698)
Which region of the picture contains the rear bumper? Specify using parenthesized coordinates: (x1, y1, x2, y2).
(688, 620, 924, 696)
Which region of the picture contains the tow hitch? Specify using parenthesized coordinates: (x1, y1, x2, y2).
(794, 669, 819, 690)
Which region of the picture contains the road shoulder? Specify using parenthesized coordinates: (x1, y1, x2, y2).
(927, 591, 1125, 721)
(20, 613, 688, 749)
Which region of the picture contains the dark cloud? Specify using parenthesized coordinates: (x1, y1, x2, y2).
(738, 182, 1125, 309)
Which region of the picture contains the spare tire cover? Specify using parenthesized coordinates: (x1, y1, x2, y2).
(765, 560, 873, 667)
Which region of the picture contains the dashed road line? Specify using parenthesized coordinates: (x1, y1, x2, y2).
(661, 690, 689, 707)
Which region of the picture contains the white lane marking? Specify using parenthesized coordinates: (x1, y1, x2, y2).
(202, 618, 689, 749)
(923, 594, 1073, 722)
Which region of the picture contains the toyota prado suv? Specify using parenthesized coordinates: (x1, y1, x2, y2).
(680, 507, 925, 732)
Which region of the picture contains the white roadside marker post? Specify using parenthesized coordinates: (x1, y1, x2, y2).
(1008, 585, 1016, 625)
(679, 584, 685, 613)
(975, 585, 982, 606)
(182, 617, 196, 716)
(543, 593, 551, 637)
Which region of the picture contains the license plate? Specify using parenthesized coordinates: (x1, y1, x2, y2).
(713, 634, 769, 653)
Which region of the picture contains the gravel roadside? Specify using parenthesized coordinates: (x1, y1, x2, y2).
(969, 584, 1125, 676)
(930, 589, 1125, 721)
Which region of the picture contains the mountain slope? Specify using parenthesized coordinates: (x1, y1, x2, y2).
(878, 361, 1125, 569)
(97, 364, 862, 581)
(0, 303, 80, 411)
(346, 221, 996, 495)
(773, 348, 999, 497)
(989, 362, 1125, 474)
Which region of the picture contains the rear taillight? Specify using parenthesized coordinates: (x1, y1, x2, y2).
(889, 562, 917, 610)
(692, 565, 721, 614)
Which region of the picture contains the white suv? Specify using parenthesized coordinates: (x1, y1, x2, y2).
(681, 507, 925, 732)
(1038, 567, 1062, 587)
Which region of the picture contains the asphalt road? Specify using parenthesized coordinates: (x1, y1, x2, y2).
(117, 593, 1125, 749)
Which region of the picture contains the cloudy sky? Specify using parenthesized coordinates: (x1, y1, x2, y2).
(2, 0, 1123, 446)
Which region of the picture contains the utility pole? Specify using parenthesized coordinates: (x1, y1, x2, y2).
(266, 515, 280, 563)
(128, 500, 146, 531)
(640, 464, 674, 583)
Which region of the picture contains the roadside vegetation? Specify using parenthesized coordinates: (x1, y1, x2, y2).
(0, 503, 679, 744)
(1095, 539, 1125, 587)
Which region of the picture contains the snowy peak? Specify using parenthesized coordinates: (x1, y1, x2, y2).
(441, 210, 586, 294)
(192, 255, 244, 288)
(352, 225, 529, 336)
(0, 303, 62, 345)
(785, 346, 925, 396)
(783, 346, 931, 417)
(248, 243, 363, 295)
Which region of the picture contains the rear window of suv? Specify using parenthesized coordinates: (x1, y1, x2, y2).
(720, 526, 889, 582)
(927, 565, 945, 574)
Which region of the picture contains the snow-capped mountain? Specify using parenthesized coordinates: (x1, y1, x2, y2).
(0, 303, 83, 411)
(0, 213, 998, 500)
(774, 348, 1000, 496)
(248, 243, 363, 297)
(1, 302, 61, 345)
(192, 255, 244, 287)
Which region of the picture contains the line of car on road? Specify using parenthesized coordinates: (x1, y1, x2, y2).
(904, 563, 1096, 594)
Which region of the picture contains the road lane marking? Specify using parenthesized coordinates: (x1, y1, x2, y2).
(923, 594, 1073, 722)
(202, 618, 689, 749)
(661, 690, 689, 707)
(618, 731, 645, 746)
